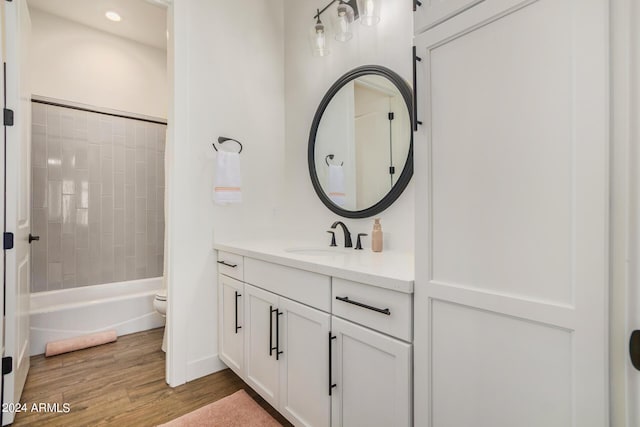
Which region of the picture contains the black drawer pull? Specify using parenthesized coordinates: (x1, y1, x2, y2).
(234, 291, 242, 334)
(217, 260, 238, 268)
(413, 0, 423, 11)
(335, 296, 391, 315)
(329, 332, 337, 396)
(412, 46, 423, 131)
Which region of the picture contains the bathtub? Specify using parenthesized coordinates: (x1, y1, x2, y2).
(30, 277, 165, 356)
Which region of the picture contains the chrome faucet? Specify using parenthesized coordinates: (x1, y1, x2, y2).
(330, 221, 352, 248)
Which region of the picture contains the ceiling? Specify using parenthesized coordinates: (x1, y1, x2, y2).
(27, 0, 168, 50)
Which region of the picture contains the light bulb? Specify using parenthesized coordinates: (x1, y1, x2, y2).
(360, 0, 380, 26)
(316, 26, 326, 50)
(333, 3, 353, 42)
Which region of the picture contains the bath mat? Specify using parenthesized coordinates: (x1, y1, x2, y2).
(45, 330, 117, 357)
(157, 389, 281, 427)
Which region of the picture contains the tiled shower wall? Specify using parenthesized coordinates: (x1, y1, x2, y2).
(31, 102, 166, 293)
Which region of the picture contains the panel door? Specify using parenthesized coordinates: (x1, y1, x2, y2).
(218, 274, 244, 377)
(3, 1, 31, 424)
(413, 0, 609, 426)
(279, 297, 331, 427)
(330, 317, 411, 427)
(244, 284, 280, 408)
(413, 0, 483, 34)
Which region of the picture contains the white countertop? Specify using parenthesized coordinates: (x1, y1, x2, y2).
(214, 239, 414, 293)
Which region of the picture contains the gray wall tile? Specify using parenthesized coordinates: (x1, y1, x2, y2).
(47, 181, 62, 222)
(48, 263, 62, 290)
(32, 125, 46, 168)
(62, 233, 75, 275)
(32, 103, 46, 125)
(32, 104, 165, 292)
(32, 167, 47, 209)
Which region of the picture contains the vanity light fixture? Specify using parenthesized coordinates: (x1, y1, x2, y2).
(309, 0, 380, 56)
(105, 11, 122, 22)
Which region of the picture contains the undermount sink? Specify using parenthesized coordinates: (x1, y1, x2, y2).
(284, 247, 350, 256)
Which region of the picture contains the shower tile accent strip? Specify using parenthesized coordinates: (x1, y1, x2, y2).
(31, 102, 166, 292)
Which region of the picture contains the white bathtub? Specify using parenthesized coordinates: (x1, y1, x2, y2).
(30, 277, 165, 356)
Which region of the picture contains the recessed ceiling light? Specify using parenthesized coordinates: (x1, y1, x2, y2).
(105, 11, 122, 22)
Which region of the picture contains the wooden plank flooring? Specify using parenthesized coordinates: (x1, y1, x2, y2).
(12, 328, 292, 426)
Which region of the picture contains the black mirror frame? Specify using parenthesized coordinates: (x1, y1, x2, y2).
(308, 65, 414, 219)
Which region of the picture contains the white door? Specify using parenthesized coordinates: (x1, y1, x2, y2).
(330, 317, 411, 427)
(413, 0, 609, 426)
(244, 284, 280, 408)
(218, 274, 244, 377)
(0, 1, 7, 424)
(279, 297, 331, 427)
(3, 0, 31, 425)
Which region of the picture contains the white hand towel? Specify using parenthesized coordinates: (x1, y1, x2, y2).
(213, 151, 242, 205)
(328, 164, 346, 206)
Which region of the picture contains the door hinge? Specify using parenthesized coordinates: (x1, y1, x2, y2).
(2, 357, 12, 375)
(3, 108, 14, 126)
(389, 166, 396, 175)
(388, 112, 395, 121)
(3, 232, 13, 250)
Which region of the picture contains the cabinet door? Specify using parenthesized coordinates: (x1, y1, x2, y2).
(331, 317, 411, 427)
(218, 274, 244, 376)
(413, 0, 482, 34)
(414, 0, 608, 426)
(244, 284, 281, 408)
(279, 298, 331, 427)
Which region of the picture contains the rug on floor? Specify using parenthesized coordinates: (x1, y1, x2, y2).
(157, 389, 282, 427)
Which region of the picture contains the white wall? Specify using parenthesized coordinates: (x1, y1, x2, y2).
(283, 0, 414, 251)
(29, 8, 167, 118)
(167, 0, 285, 386)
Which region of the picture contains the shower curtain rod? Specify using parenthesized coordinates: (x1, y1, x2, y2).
(31, 96, 168, 125)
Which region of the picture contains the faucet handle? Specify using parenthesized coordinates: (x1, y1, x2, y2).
(355, 233, 368, 250)
(326, 230, 337, 247)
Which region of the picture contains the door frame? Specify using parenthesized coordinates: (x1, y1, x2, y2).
(611, 0, 640, 425)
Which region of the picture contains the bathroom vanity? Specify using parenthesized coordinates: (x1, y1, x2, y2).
(214, 240, 413, 427)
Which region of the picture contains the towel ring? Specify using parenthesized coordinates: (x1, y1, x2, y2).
(213, 136, 243, 153)
(325, 154, 343, 166)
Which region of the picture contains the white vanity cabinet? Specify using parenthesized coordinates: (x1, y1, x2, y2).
(216, 245, 414, 427)
(330, 278, 412, 427)
(217, 274, 244, 376)
(330, 317, 411, 427)
(243, 283, 331, 427)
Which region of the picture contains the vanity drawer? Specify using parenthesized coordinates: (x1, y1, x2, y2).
(332, 278, 412, 342)
(217, 251, 244, 281)
(244, 258, 331, 312)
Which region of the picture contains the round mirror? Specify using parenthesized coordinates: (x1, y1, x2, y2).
(308, 65, 413, 218)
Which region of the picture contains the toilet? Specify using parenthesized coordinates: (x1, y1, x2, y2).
(153, 289, 168, 352)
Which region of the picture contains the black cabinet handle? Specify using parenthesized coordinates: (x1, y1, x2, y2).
(413, 0, 423, 11)
(28, 234, 40, 243)
(270, 306, 276, 356)
(217, 260, 237, 268)
(630, 330, 640, 370)
(275, 309, 283, 360)
(335, 296, 391, 315)
(329, 332, 337, 396)
(234, 291, 242, 334)
(413, 46, 423, 131)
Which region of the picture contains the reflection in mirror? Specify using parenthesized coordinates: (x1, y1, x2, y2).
(315, 75, 410, 210)
(309, 66, 413, 218)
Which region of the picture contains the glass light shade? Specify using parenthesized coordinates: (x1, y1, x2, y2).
(332, 3, 355, 42)
(358, 0, 380, 26)
(309, 20, 330, 57)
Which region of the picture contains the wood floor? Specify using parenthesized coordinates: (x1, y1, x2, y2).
(12, 328, 292, 427)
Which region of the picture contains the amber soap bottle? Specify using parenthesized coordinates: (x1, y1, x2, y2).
(372, 218, 383, 252)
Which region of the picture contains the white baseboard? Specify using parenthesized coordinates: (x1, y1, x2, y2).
(186, 354, 227, 382)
